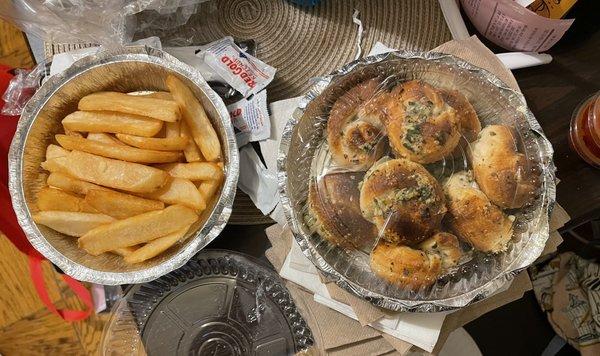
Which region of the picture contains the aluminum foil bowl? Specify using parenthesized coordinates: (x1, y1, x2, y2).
(9, 46, 239, 285)
(278, 51, 555, 312)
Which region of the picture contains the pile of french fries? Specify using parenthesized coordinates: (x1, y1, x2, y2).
(32, 75, 225, 264)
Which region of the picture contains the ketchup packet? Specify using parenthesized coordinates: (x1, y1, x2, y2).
(227, 90, 270, 147)
(204, 37, 276, 97)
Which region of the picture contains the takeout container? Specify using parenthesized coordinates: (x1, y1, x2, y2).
(8, 46, 239, 285)
(278, 51, 556, 312)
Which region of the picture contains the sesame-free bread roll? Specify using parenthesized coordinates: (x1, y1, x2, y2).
(308, 172, 377, 250)
(360, 158, 446, 245)
(327, 78, 387, 168)
(439, 89, 481, 142)
(370, 241, 442, 289)
(377, 80, 461, 164)
(470, 125, 536, 209)
(444, 171, 514, 253)
(419, 232, 462, 269)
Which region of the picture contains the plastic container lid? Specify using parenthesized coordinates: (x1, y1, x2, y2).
(101, 250, 314, 356)
(280, 52, 555, 311)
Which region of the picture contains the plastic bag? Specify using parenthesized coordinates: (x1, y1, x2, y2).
(0, 0, 209, 46)
(0, 64, 47, 116)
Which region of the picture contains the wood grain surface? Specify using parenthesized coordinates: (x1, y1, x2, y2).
(0, 20, 34, 68)
(0, 19, 105, 356)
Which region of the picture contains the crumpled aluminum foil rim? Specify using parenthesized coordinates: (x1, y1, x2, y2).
(277, 50, 556, 312)
(8, 45, 240, 285)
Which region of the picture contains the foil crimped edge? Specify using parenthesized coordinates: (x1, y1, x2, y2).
(277, 50, 555, 312)
(8, 46, 240, 285)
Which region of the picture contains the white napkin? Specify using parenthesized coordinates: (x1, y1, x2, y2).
(280, 239, 448, 352)
(259, 97, 303, 224)
(369, 41, 551, 70)
(237, 145, 279, 215)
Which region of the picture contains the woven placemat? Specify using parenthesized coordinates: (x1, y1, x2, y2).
(135, 0, 452, 102)
(45, 0, 451, 224)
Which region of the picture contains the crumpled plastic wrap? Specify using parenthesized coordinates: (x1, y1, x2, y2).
(0, 64, 47, 116)
(1, 36, 162, 117)
(0, 0, 209, 45)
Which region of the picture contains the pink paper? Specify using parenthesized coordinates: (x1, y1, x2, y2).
(460, 0, 574, 52)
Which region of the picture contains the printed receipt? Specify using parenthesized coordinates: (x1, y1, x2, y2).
(460, 0, 574, 52)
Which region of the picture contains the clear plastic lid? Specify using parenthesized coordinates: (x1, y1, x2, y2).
(101, 250, 314, 355)
(280, 52, 555, 311)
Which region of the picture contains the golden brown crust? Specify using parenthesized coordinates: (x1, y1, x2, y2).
(308, 172, 378, 250)
(471, 125, 536, 209)
(359, 158, 446, 245)
(439, 89, 481, 142)
(444, 171, 514, 253)
(327, 79, 387, 168)
(374, 80, 461, 164)
(370, 241, 442, 289)
(419, 232, 462, 269)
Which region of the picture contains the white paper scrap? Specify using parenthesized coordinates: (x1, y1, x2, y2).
(49, 37, 162, 77)
(367, 41, 552, 70)
(437, 0, 470, 40)
(352, 9, 364, 60)
(237, 145, 279, 215)
(259, 96, 303, 222)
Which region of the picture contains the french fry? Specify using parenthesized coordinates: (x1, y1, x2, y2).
(198, 178, 222, 203)
(165, 121, 180, 138)
(79, 204, 198, 255)
(113, 246, 137, 257)
(197, 162, 224, 202)
(47, 172, 111, 195)
(37, 187, 98, 213)
(157, 162, 223, 181)
(42, 151, 169, 193)
(78, 92, 181, 122)
(180, 121, 203, 162)
(33, 211, 115, 237)
(124, 225, 191, 264)
(64, 129, 84, 138)
(166, 75, 221, 161)
(46, 144, 69, 160)
(115, 134, 188, 151)
(56, 134, 183, 164)
(86, 132, 126, 146)
(145, 177, 206, 211)
(142, 91, 174, 101)
(62, 111, 163, 137)
(85, 189, 164, 219)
